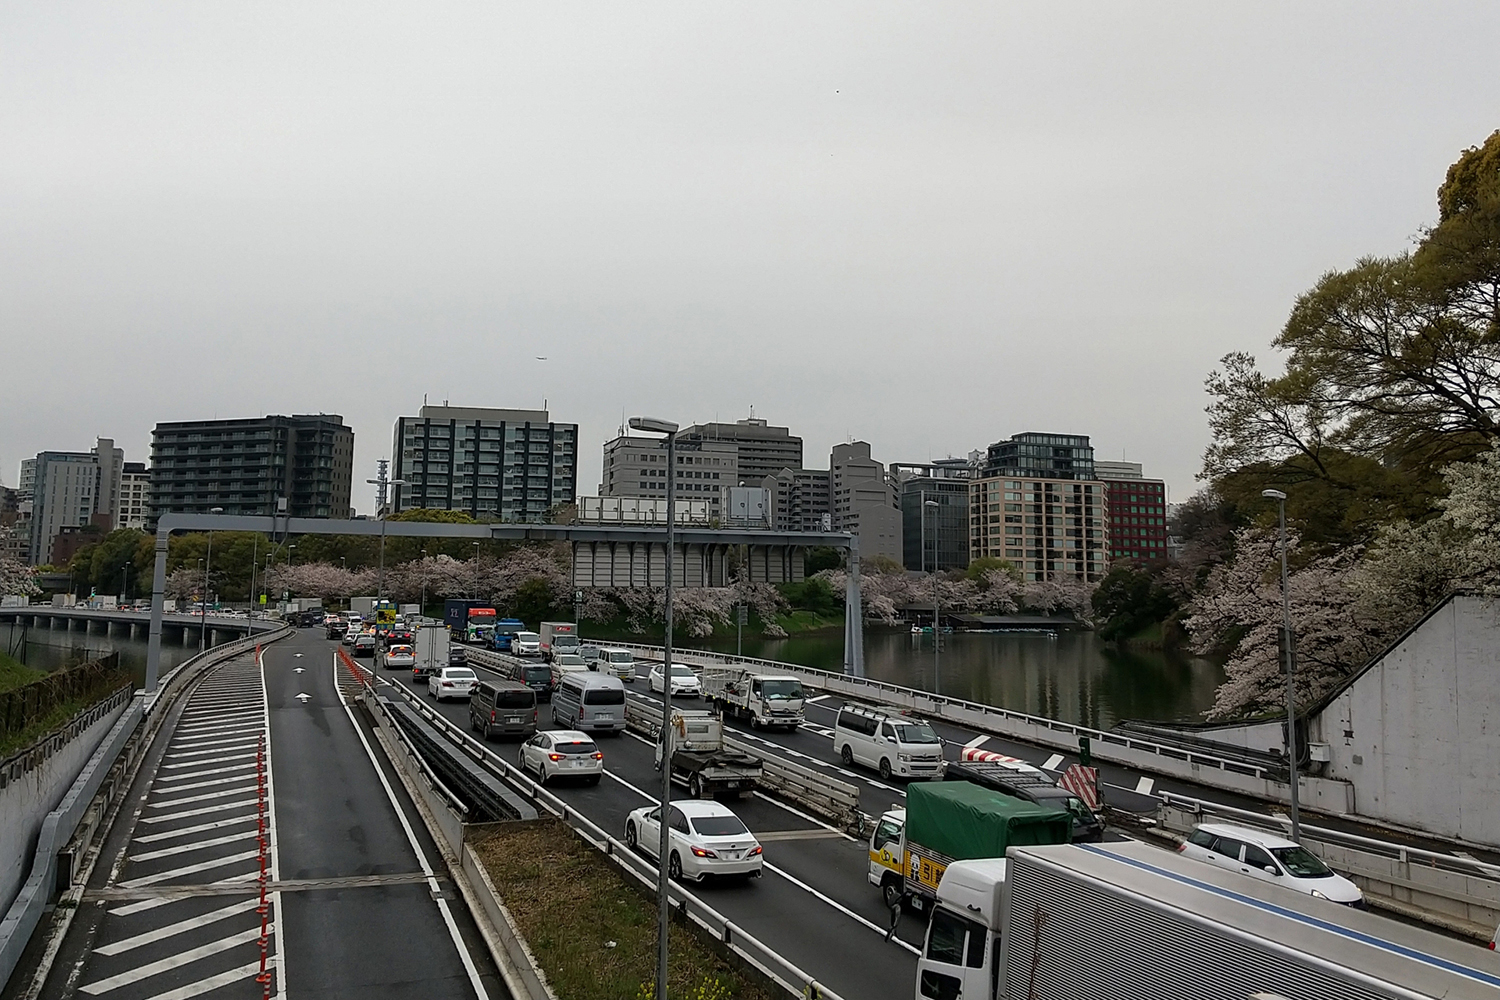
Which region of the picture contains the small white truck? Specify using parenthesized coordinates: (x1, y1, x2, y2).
(653, 709, 763, 800)
(411, 626, 450, 681)
(701, 666, 806, 730)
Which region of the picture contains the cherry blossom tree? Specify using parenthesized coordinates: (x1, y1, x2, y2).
(0, 557, 39, 596)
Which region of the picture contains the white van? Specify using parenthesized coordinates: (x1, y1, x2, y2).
(551, 672, 627, 733)
(833, 705, 944, 781)
(513, 631, 542, 657)
(597, 647, 636, 681)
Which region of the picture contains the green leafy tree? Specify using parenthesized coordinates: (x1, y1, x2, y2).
(803, 547, 842, 575)
(965, 557, 1021, 584)
(1091, 564, 1179, 641)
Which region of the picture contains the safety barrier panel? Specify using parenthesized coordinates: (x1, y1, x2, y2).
(0, 626, 293, 992)
(1157, 792, 1500, 938)
(369, 675, 848, 1000)
(611, 642, 1358, 813)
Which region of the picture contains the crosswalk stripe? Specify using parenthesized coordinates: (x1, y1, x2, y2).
(130, 830, 257, 862)
(120, 850, 260, 887)
(79, 925, 268, 994)
(94, 898, 261, 955)
(138, 799, 258, 824)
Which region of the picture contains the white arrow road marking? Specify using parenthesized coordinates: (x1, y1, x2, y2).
(294, 653, 304, 658)
(294, 668, 305, 673)
(295, 693, 311, 702)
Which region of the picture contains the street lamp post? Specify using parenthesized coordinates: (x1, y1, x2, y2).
(630, 415, 679, 1000)
(473, 542, 481, 600)
(924, 499, 940, 695)
(420, 549, 428, 616)
(1262, 488, 1301, 841)
(199, 507, 224, 653)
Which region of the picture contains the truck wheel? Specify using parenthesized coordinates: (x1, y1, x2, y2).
(883, 880, 904, 911)
(879, 759, 892, 781)
(840, 745, 853, 767)
(688, 773, 703, 799)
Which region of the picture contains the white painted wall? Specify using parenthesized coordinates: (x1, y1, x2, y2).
(1311, 596, 1500, 847)
(0, 703, 128, 915)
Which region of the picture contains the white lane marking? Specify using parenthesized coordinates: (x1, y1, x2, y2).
(164, 741, 263, 761)
(746, 791, 853, 841)
(1135, 776, 1155, 796)
(94, 898, 261, 954)
(963, 735, 990, 749)
(161, 752, 257, 770)
(1042, 754, 1065, 771)
(763, 862, 920, 955)
(130, 830, 257, 862)
(155, 762, 258, 784)
(134, 815, 259, 843)
(108, 896, 175, 917)
(147, 960, 263, 1000)
(147, 787, 257, 809)
(137, 800, 258, 824)
(170, 729, 265, 749)
(148, 774, 257, 797)
(79, 925, 269, 994)
(805, 694, 831, 704)
(261, 645, 287, 1000)
(177, 708, 260, 722)
(333, 657, 490, 999)
(119, 850, 260, 887)
(174, 719, 264, 735)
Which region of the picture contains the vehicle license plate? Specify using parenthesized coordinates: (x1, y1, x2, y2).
(507, 716, 523, 724)
(596, 713, 614, 721)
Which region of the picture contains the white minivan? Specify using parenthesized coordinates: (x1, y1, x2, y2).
(597, 647, 636, 681)
(551, 672, 627, 733)
(834, 705, 944, 781)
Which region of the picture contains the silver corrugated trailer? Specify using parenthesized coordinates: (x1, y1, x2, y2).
(998, 842, 1500, 1000)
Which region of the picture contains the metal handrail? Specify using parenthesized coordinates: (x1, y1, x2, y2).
(369, 675, 847, 1000)
(615, 641, 1272, 779)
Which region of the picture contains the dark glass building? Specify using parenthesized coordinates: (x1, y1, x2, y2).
(983, 432, 1095, 480)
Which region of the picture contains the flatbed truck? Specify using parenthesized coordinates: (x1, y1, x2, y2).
(653, 709, 763, 800)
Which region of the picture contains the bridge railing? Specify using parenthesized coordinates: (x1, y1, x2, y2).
(369, 673, 849, 1000)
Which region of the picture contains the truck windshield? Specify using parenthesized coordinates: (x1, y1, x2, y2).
(892, 723, 940, 744)
(469, 610, 496, 625)
(761, 680, 803, 700)
(554, 635, 579, 648)
(690, 816, 749, 837)
(1271, 846, 1334, 878)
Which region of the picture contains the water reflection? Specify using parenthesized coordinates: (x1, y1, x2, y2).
(684, 628, 1222, 728)
(1, 623, 199, 690)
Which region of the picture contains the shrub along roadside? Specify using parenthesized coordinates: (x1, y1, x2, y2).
(469, 819, 777, 1000)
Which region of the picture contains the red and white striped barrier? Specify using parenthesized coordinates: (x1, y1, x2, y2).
(960, 747, 1048, 775)
(1060, 764, 1101, 811)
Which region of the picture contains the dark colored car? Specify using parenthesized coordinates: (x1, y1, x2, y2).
(385, 628, 414, 646)
(448, 646, 469, 666)
(469, 680, 538, 740)
(942, 760, 1105, 842)
(509, 661, 555, 702)
(326, 620, 348, 640)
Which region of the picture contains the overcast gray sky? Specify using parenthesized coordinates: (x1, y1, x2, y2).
(4, 4, 1498, 512)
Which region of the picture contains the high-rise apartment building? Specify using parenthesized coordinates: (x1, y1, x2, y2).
(969, 473, 1109, 583)
(27, 439, 124, 565)
(984, 432, 1096, 480)
(893, 459, 974, 572)
(151, 415, 354, 520)
(392, 406, 577, 522)
(678, 417, 803, 484)
(116, 462, 152, 530)
(830, 442, 902, 563)
(759, 467, 833, 533)
(600, 434, 738, 518)
(1095, 462, 1168, 562)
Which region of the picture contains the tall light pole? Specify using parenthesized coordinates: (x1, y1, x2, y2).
(249, 533, 258, 620)
(630, 415, 678, 1000)
(924, 499, 940, 695)
(420, 548, 428, 616)
(472, 542, 481, 600)
(199, 507, 223, 653)
(1262, 488, 1301, 841)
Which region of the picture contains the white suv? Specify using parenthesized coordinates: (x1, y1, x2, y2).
(1177, 822, 1364, 906)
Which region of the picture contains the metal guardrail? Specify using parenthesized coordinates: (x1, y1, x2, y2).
(0, 626, 294, 992)
(368, 675, 848, 1000)
(1157, 792, 1500, 937)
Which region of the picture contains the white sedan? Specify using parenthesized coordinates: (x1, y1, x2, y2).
(428, 666, 478, 701)
(648, 664, 702, 698)
(1177, 822, 1364, 905)
(383, 644, 415, 669)
(625, 800, 762, 883)
(517, 730, 603, 786)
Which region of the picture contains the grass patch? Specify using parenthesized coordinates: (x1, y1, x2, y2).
(471, 819, 777, 1000)
(0, 695, 112, 759)
(773, 610, 843, 634)
(0, 652, 45, 693)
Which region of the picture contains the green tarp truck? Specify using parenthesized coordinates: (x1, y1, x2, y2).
(867, 779, 1072, 911)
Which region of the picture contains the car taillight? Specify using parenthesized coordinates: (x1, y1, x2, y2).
(490, 710, 496, 721)
(592, 752, 603, 760)
(533, 709, 538, 720)
(748, 845, 763, 856)
(1175, 843, 1186, 853)
(547, 753, 563, 761)
(690, 846, 717, 858)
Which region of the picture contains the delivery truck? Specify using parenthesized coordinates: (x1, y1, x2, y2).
(488, 618, 527, 652)
(444, 600, 497, 644)
(869, 780, 1071, 912)
(412, 626, 450, 682)
(912, 841, 1500, 1000)
(538, 621, 581, 661)
(701, 666, 806, 730)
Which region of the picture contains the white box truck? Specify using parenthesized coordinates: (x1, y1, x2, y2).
(912, 841, 1500, 1000)
(412, 626, 450, 682)
(701, 666, 806, 730)
(538, 621, 580, 662)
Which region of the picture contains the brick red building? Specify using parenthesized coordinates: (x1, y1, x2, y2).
(1096, 463, 1167, 563)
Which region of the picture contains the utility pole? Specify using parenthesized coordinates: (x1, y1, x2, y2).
(1262, 488, 1301, 841)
